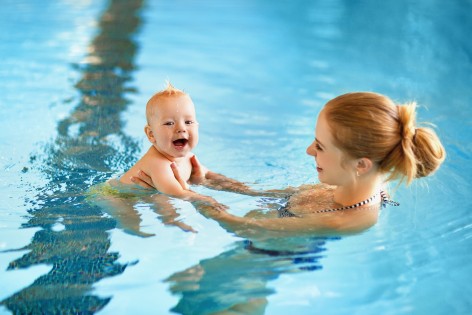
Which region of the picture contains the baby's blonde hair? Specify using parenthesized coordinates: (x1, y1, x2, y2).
(145, 82, 188, 123)
(323, 92, 445, 185)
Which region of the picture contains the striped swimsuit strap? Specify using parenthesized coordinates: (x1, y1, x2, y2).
(278, 190, 399, 217)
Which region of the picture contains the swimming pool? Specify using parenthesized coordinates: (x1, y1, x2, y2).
(1, 0, 471, 314)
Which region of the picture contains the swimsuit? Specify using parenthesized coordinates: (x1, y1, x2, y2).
(277, 190, 399, 218)
(277, 199, 297, 218)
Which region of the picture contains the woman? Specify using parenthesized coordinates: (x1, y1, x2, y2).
(131, 92, 446, 236)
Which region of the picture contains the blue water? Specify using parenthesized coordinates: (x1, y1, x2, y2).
(1, 0, 471, 314)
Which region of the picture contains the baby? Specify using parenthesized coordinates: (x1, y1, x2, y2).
(120, 82, 206, 197)
(90, 82, 255, 236)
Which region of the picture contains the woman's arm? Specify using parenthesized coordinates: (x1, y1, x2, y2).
(167, 161, 359, 237)
(192, 200, 348, 238)
(187, 155, 261, 195)
(202, 160, 297, 197)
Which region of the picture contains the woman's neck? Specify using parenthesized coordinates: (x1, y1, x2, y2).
(333, 174, 383, 206)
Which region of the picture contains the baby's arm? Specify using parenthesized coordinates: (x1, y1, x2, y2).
(145, 161, 192, 198)
(139, 159, 228, 211)
(130, 155, 255, 195)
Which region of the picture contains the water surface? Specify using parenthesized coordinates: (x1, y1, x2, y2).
(0, 0, 471, 314)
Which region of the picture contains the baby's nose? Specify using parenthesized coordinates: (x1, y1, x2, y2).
(176, 123, 187, 132)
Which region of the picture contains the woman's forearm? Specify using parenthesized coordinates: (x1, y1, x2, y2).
(203, 171, 257, 195)
(203, 171, 294, 197)
(192, 201, 339, 238)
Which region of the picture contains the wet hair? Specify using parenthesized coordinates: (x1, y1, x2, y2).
(323, 92, 446, 185)
(145, 81, 189, 123)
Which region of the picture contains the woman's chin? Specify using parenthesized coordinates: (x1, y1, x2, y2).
(317, 175, 331, 185)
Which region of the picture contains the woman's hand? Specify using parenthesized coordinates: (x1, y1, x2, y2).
(188, 155, 208, 184)
(130, 170, 156, 189)
(130, 155, 205, 190)
(170, 162, 190, 190)
(130, 164, 191, 191)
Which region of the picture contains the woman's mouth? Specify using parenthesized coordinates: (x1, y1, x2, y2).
(316, 166, 323, 173)
(173, 138, 188, 149)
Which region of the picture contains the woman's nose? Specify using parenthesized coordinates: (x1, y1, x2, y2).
(306, 143, 316, 156)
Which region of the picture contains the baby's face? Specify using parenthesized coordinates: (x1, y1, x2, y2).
(146, 95, 199, 159)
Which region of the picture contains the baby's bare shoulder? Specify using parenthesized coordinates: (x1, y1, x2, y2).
(139, 151, 172, 175)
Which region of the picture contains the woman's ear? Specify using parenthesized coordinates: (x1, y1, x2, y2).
(356, 157, 373, 175)
(144, 125, 155, 143)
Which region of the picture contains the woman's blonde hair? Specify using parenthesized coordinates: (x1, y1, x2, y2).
(323, 92, 445, 185)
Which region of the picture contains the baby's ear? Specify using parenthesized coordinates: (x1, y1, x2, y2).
(144, 125, 155, 142)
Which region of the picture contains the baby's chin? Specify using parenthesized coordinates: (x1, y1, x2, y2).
(170, 152, 191, 159)
(167, 147, 194, 159)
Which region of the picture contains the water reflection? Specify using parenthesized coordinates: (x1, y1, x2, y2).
(1, 0, 143, 313)
(165, 237, 336, 315)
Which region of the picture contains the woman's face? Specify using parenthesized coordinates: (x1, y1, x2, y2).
(306, 110, 354, 186)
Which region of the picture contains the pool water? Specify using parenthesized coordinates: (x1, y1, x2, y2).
(1, 0, 471, 314)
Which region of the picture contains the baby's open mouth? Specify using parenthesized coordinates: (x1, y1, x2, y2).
(173, 138, 188, 147)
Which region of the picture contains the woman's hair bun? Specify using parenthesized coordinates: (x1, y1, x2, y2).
(396, 102, 445, 182)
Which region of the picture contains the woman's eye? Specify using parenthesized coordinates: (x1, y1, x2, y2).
(315, 143, 323, 151)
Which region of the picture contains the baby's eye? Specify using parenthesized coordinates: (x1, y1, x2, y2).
(163, 121, 174, 126)
(185, 120, 195, 125)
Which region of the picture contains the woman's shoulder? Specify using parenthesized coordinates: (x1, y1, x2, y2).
(287, 183, 336, 212)
(297, 183, 335, 192)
